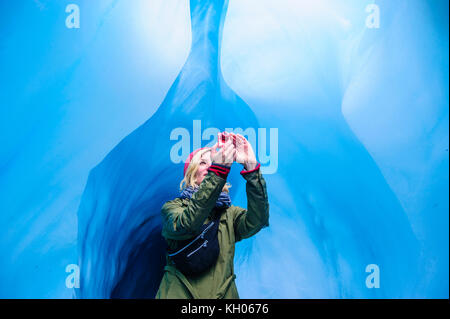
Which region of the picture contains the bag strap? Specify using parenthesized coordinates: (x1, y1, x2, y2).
(167, 209, 223, 256)
(168, 219, 217, 257)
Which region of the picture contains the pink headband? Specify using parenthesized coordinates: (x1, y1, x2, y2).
(183, 147, 209, 176)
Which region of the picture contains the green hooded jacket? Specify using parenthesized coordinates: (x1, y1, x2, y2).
(155, 167, 269, 299)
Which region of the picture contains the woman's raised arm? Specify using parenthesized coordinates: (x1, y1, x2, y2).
(161, 169, 227, 240)
(161, 140, 235, 240)
(233, 164, 270, 242)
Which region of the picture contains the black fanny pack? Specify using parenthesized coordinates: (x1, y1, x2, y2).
(168, 214, 221, 276)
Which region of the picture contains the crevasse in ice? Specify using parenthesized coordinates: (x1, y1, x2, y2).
(0, 0, 447, 298)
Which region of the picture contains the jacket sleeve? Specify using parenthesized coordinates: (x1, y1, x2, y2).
(233, 165, 270, 242)
(161, 170, 227, 241)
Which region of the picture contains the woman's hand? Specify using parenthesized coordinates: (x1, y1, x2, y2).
(210, 139, 236, 168)
(234, 134, 258, 170)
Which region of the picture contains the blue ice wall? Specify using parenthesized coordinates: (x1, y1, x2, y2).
(0, 0, 448, 298)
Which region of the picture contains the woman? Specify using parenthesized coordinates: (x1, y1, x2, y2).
(156, 133, 269, 299)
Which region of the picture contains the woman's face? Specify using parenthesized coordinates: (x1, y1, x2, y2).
(195, 152, 212, 186)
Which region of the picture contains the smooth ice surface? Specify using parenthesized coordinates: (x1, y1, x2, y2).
(0, 0, 448, 298)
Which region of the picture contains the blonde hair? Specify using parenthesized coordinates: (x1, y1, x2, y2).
(179, 148, 231, 193)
